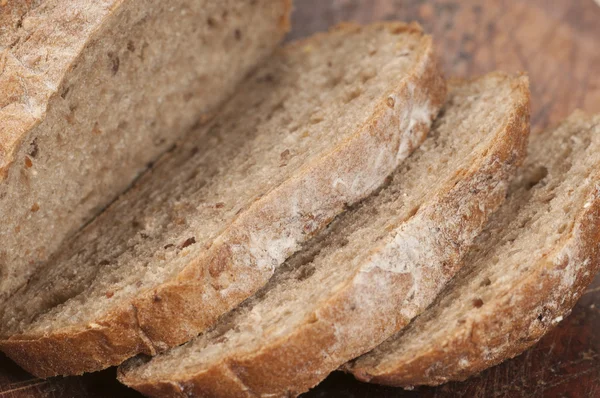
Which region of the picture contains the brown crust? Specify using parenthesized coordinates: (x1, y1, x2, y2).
(117, 74, 530, 397)
(355, 182, 600, 386)
(0, 21, 446, 377)
(348, 115, 600, 387)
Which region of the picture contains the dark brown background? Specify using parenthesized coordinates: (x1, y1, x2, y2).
(2, 0, 600, 396)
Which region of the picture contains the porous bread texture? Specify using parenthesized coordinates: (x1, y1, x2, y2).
(0, 0, 291, 301)
(348, 112, 600, 387)
(0, 22, 447, 377)
(117, 72, 530, 398)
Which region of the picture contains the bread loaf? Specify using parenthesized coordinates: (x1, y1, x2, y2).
(0, 22, 446, 377)
(0, 0, 291, 302)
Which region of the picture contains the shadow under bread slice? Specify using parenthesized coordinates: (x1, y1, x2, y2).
(348, 111, 600, 387)
(117, 72, 530, 398)
(0, 22, 446, 377)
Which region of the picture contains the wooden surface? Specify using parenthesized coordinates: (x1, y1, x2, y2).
(2, 0, 600, 397)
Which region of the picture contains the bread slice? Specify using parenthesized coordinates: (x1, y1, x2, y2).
(117, 73, 530, 398)
(0, 0, 291, 302)
(0, 22, 446, 377)
(347, 111, 600, 387)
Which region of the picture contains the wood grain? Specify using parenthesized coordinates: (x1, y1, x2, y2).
(1, 0, 599, 396)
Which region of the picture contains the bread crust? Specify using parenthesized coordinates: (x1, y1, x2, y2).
(0, 21, 446, 377)
(117, 74, 530, 397)
(348, 117, 600, 386)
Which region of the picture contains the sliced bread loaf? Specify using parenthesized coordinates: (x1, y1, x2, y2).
(0, 22, 446, 377)
(117, 73, 530, 398)
(347, 112, 600, 387)
(0, 0, 291, 301)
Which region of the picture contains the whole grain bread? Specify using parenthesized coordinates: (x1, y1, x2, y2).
(348, 111, 600, 387)
(0, 22, 446, 377)
(117, 73, 530, 398)
(0, 0, 291, 301)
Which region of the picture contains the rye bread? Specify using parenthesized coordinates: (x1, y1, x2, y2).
(117, 73, 530, 398)
(0, 22, 446, 377)
(348, 112, 600, 387)
(0, 0, 291, 302)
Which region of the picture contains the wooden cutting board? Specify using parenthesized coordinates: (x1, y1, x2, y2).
(1, 0, 599, 396)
